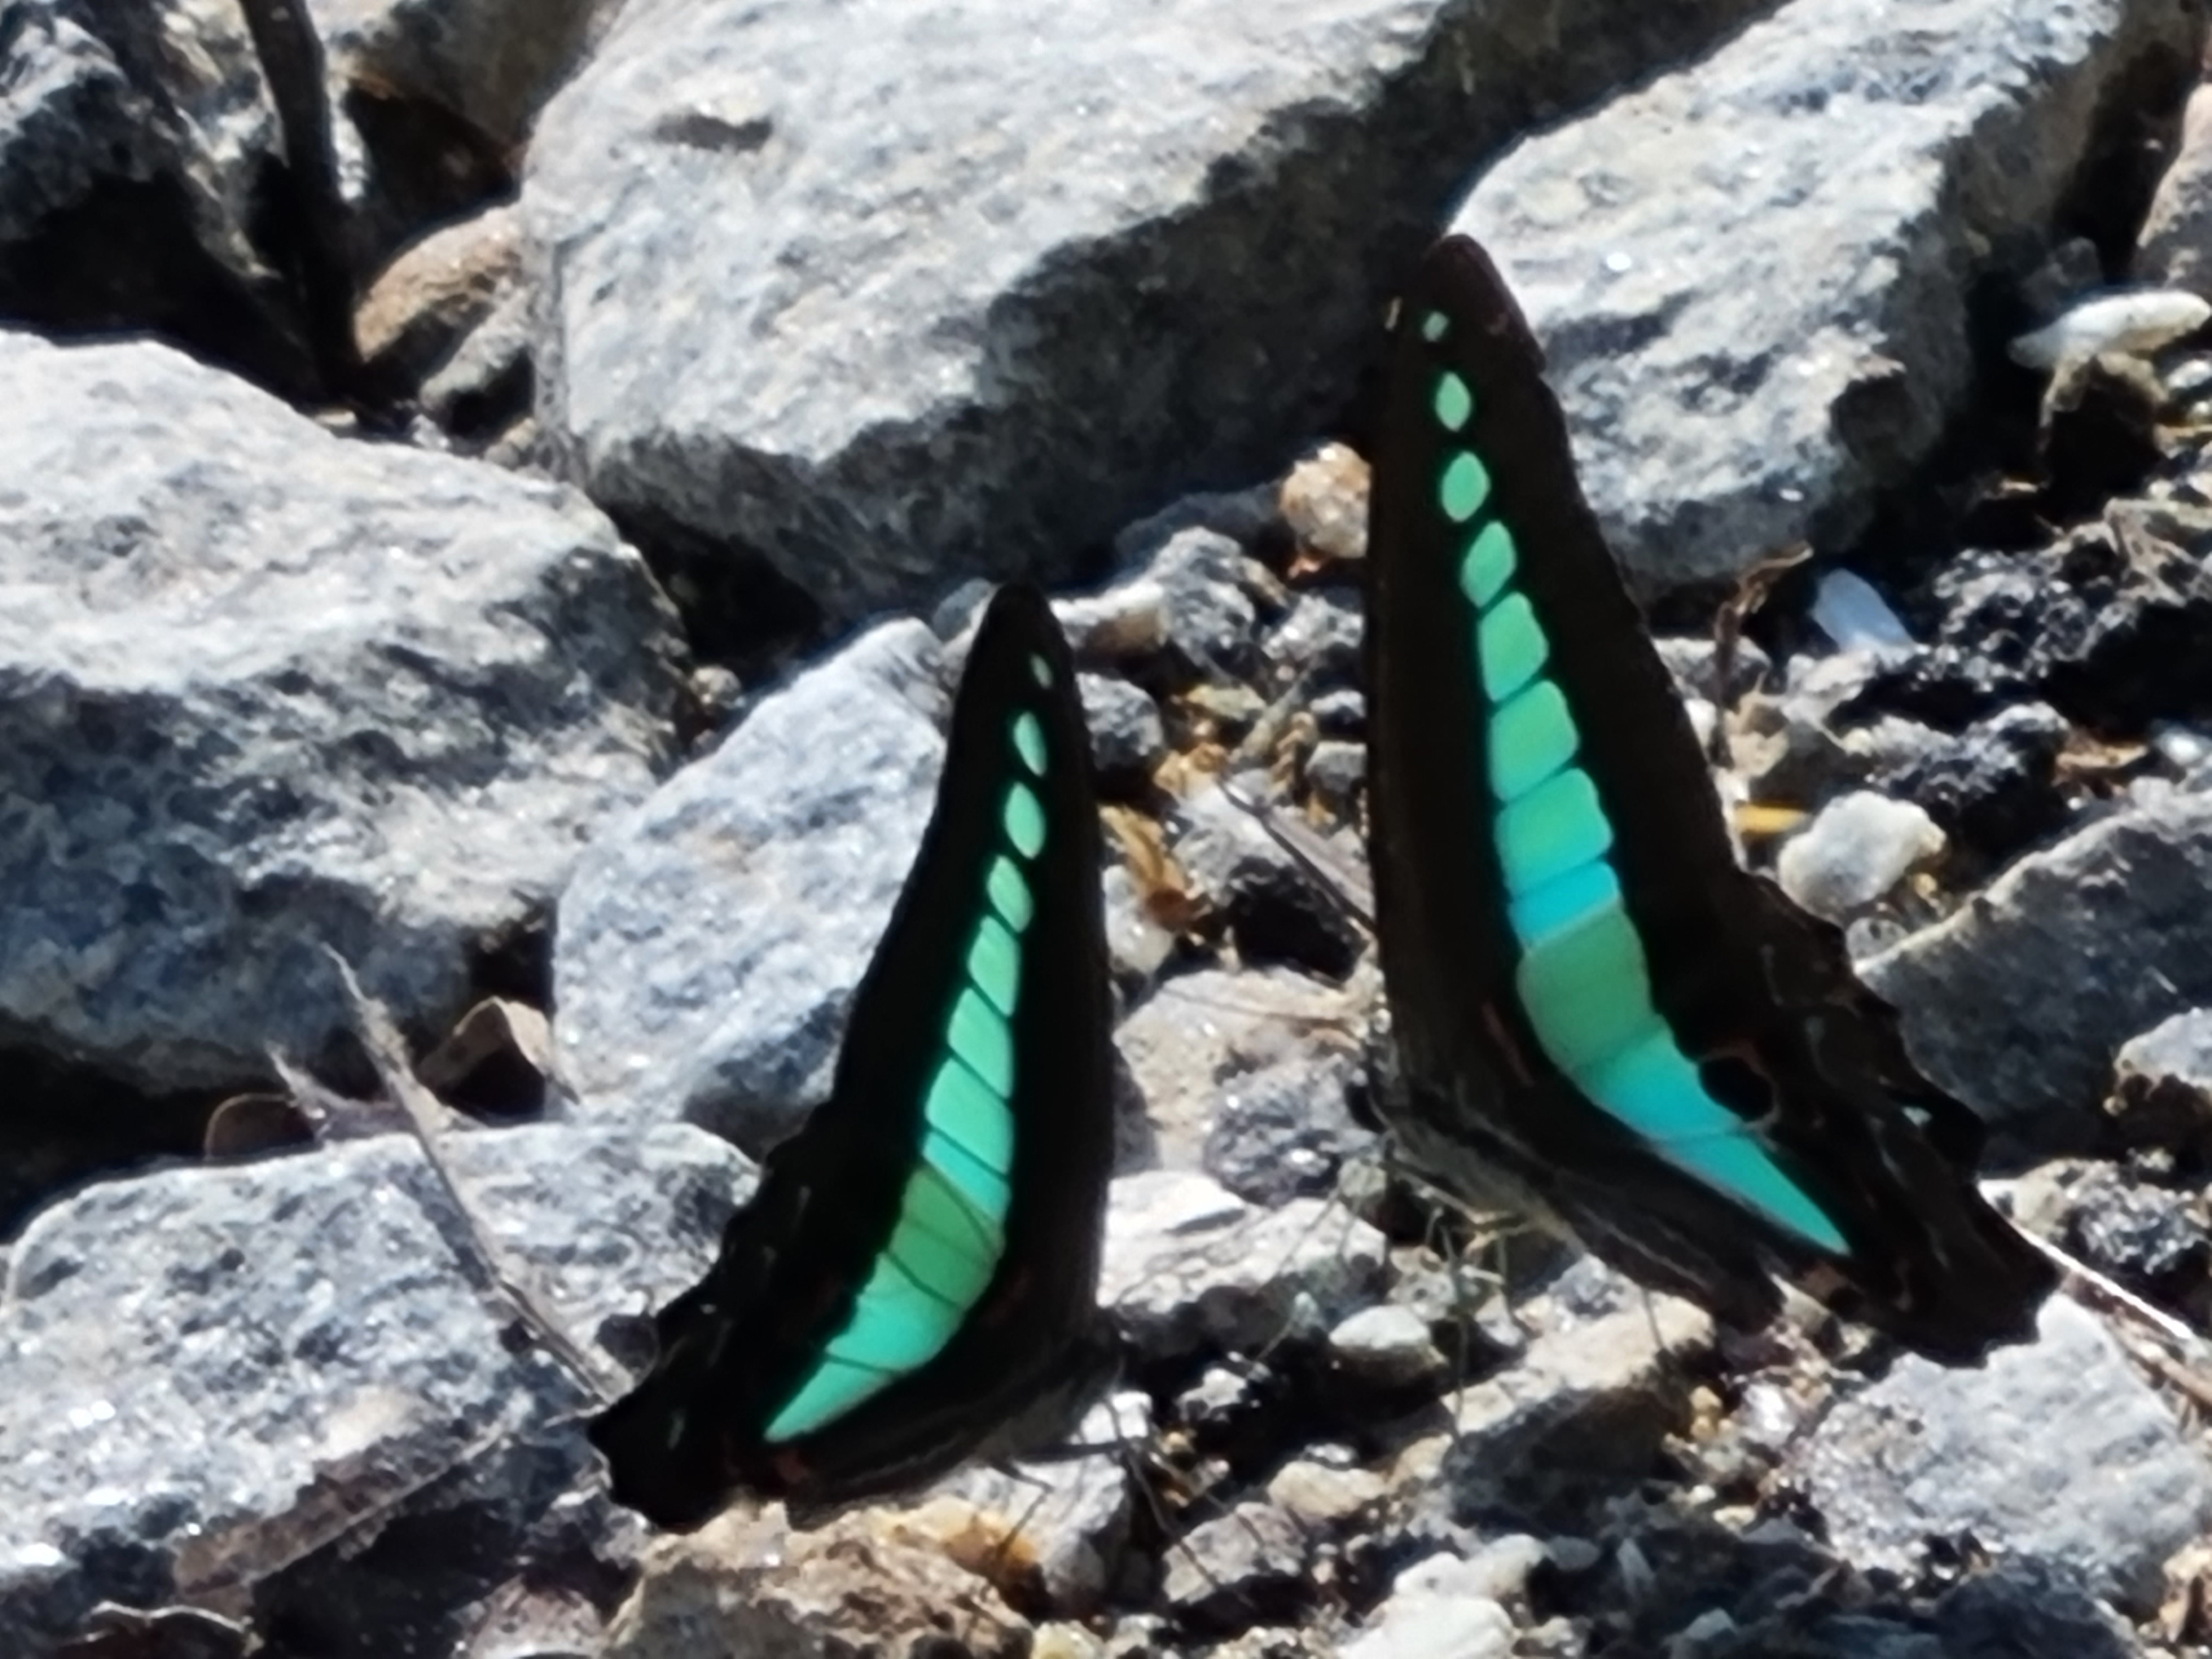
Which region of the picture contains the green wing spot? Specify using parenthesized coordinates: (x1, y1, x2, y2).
(987, 855, 1035, 932)
(1028, 651, 1052, 687)
(1459, 521, 1517, 609)
(1434, 370, 1474, 432)
(922, 1054, 1014, 1170)
(1012, 710, 1048, 776)
(947, 987, 1014, 1096)
(761, 1161, 1015, 1442)
(1420, 309, 1449, 342)
(1506, 858, 1622, 947)
(894, 1162, 1005, 1286)
(1579, 1028, 1849, 1251)
(1477, 594, 1550, 703)
(924, 1125, 1014, 1217)
(1487, 680, 1579, 803)
(824, 1254, 970, 1371)
(966, 914, 1022, 1017)
(1496, 769, 1613, 896)
(764, 1355, 898, 1442)
(1515, 899, 1655, 1074)
(1440, 452, 1492, 524)
(1004, 782, 1046, 859)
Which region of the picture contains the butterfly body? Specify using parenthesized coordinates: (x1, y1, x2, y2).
(1363, 237, 2054, 1357)
(589, 584, 1116, 1527)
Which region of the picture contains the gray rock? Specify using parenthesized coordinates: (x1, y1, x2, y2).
(523, 0, 1778, 620)
(1150, 529, 1261, 680)
(552, 620, 946, 1145)
(1080, 673, 1167, 782)
(0, 1, 307, 390)
(1326, 1304, 1447, 1393)
(1173, 781, 1365, 979)
(1302, 740, 1366, 816)
(309, 0, 622, 155)
(1341, 1553, 1515, 1659)
(1261, 588, 1365, 692)
(1774, 791, 1944, 920)
(1100, 1171, 1388, 1363)
(1308, 688, 1366, 737)
(2139, 81, 2212, 292)
(947, 1390, 1150, 1612)
(1795, 1297, 2212, 1613)
(0, 1121, 748, 1654)
(1114, 967, 1369, 1171)
(0, 331, 681, 1093)
(1264, 1450, 1386, 1530)
(1431, 1299, 1711, 1500)
(1202, 1037, 1374, 1208)
(1161, 1501, 1308, 1633)
(2108, 1007, 2212, 1150)
(1863, 790, 2212, 1129)
(1455, 0, 2198, 591)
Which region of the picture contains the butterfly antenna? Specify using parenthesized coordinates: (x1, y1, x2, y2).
(324, 947, 621, 1407)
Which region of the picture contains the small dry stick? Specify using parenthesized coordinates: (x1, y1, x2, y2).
(324, 949, 619, 1406)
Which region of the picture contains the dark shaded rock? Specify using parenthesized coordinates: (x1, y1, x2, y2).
(2108, 1006, 2212, 1155)
(1857, 701, 2070, 864)
(1261, 589, 1364, 692)
(1173, 784, 1365, 981)
(1201, 1040, 1374, 1207)
(1933, 1560, 2141, 1659)
(1152, 529, 1262, 681)
(1857, 503, 2212, 733)
(0, 2, 315, 394)
(1080, 672, 1168, 785)
(1161, 1502, 1310, 1635)
(1863, 789, 2212, 1132)
(1308, 688, 1365, 737)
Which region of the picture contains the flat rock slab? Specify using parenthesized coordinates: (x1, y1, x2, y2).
(0, 329, 682, 1093)
(1457, 0, 2200, 591)
(1795, 1296, 2212, 1614)
(523, 0, 1774, 620)
(0, 1121, 749, 1653)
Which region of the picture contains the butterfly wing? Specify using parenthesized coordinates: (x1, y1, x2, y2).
(589, 583, 1116, 1527)
(1364, 236, 2054, 1357)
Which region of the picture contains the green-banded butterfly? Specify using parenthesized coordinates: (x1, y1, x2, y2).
(1363, 236, 2055, 1357)
(589, 583, 1119, 1527)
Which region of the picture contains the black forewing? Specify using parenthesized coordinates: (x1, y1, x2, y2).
(1366, 236, 2053, 1355)
(589, 583, 1114, 1526)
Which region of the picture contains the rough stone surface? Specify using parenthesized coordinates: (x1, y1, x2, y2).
(311, 0, 622, 154)
(1796, 1297, 2212, 1614)
(1113, 968, 1369, 1172)
(1100, 1171, 1388, 1363)
(1863, 790, 2212, 1130)
(0, 1, 308, 390)
(0, 1122, 748, 1655)
(552, 620, 946, 1146)
(1774, 791, 1944, 920)
(0, 330, 682, 1093)
(1455, 0, 2200, 591)
(523, 0, 1781, 620)
(1341, 1554, 1516, 1659)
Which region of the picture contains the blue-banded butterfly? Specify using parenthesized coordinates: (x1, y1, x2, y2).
(589, 583, 1118, 1527)
(1363, 236, 2054, 1357)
